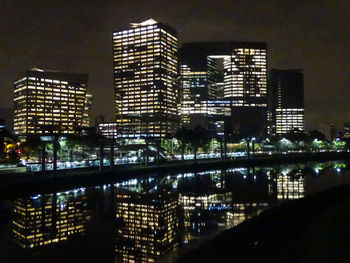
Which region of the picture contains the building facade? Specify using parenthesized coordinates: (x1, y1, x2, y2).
(82, 93, 93, 128)
(343, 123, 350, 139)
(179, 42, 268, 137)
(14, 68, 89, 136)
(113, 19, 179, 139)
(268, 69, 304, 134)
(179, 65, 209, 127)
(98, 122, 118, 139)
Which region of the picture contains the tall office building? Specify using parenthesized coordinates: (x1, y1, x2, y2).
(343, 123, 350, 139)
(269, 69, 304, 134)
(82, 93, 93, 128)
(113, 19, 179, 139)
(179, 42, 268, 136)
(14, 68, 89, 136)
(98, 122, 118, 139)
(179, 65, 208, 127)
(13, 189, 88, 248)
(115, 189, 178, 262)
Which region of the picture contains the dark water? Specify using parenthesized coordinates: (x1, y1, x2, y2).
(1, 161, 350, 263)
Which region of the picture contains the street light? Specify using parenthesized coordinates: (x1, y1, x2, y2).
(251, 137, 256, 158)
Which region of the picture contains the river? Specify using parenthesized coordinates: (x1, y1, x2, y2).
(0, 160, 349, 262)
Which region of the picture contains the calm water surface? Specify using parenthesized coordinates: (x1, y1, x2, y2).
(1, 161, 350, 263)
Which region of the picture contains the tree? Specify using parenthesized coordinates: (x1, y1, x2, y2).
(285, 128, 309, 141)
(189, 125, 212, 164)
(21, 136, 41, 161)
(215, 119, 240, 160)
(309, 130, 326, 141)
(230, 123, 263, 159)
(61, 128, 101, 162)
(176, 127, 193, 162)
(161, 137, 180, 158)
(201, 139, 217, 154)
(278, 138, 295, 152)
(7, 149, 20, 164)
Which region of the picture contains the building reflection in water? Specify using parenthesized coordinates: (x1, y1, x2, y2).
(179, 193, 210, 243)
(178, 172, 212, 242)
(177, 166, 307, 243)
(275, 166, 305, 200)
(9, 163, 310, 261)
(12, 188, 88, 248)
(177, 168, 273, 243)
(115, 184, 178, 263)
(223, 168, 273, 227)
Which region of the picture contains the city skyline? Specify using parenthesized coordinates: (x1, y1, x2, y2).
(1, 2, 350, 262)
(9, 19, 306, 139)
(1, 1, 349, 136)
(179, 41, 268, 136)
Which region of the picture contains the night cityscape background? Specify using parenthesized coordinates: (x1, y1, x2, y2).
(1, 0, 349, 135)
(1, 1, 350, 263)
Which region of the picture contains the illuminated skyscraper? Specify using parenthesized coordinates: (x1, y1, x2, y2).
(99, 122, 118, 139)
(113, 19, 179, 139)
(82, 93, 93, 128)
(14, 68, 89, 136)
(179, 42, 267, 135)
(12, 189, 88, 248)
(115, 190, 178, 262)
(179, 65, 208, 126)
(343, 123, 350, 139)
(269, 69, 304, 134)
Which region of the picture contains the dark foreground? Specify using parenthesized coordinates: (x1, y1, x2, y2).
(176, 184, 350, 263)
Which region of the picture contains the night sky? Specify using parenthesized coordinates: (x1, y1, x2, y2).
(1, 0, 349, 135)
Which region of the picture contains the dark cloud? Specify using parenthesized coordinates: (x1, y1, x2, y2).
(0, 0, 349, 135)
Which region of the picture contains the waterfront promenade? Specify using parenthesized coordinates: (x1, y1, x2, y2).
(0, 151, 349, 198)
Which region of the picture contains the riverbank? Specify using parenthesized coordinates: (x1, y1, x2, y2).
(0, 151, 349, 199)
(175, 183, 350, 263)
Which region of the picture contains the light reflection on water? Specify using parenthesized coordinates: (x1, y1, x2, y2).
(0, 161, 349, 262)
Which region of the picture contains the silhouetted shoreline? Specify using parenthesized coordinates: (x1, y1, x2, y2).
(176, 184, 350, 263)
